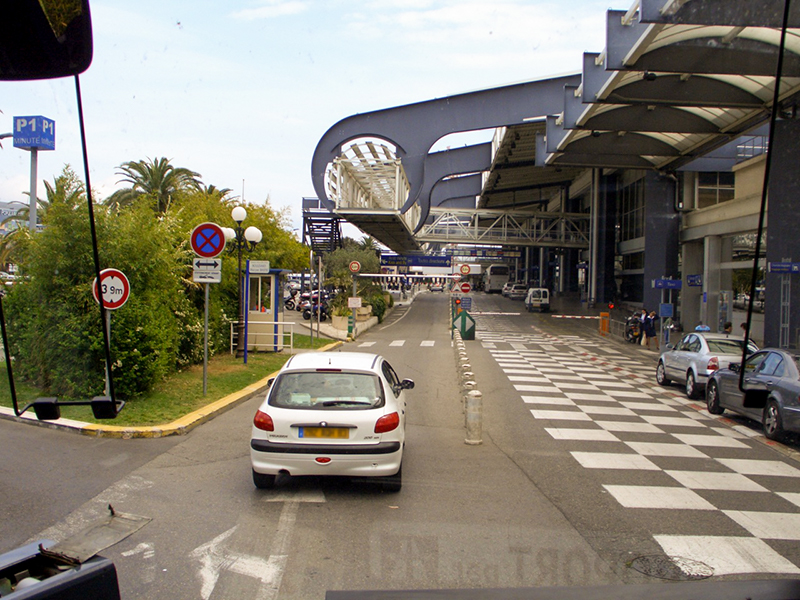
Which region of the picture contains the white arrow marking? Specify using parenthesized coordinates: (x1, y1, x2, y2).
(189, 501, 301, 600)
(121, 542, 156, 583)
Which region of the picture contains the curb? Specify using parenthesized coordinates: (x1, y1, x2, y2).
(0, 340, 344, 439)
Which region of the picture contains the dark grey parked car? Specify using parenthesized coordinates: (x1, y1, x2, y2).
(706, 349, 800, 440)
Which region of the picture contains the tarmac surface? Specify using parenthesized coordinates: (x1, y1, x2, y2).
(0, 289, 743, 440)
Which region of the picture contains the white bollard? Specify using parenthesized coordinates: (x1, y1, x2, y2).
(465, 390, 483, 445)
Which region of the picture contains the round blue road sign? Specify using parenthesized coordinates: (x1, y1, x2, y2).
(191, 222, 225, 258)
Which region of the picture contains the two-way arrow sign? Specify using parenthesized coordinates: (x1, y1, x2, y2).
(193, 257, 221, 284)
(193, 258, 221, 271)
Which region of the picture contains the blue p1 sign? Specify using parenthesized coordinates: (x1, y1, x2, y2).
(13, 116, 55, 150)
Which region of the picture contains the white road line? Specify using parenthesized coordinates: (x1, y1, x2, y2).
(655, 535, 800, 576)
(603, 485, 716, 510)
(389, 340, 406, 347)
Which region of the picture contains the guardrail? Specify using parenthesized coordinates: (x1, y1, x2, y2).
(229, 321, 295, 354)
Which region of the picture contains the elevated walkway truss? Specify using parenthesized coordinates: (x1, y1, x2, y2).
(326, 142, 422, 254)
(417, 208, 590, 249)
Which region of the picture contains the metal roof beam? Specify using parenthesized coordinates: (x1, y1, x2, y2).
(641, 0, 800, 27)
(311, 74, 580, 223)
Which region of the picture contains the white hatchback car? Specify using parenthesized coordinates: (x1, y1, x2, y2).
(250, 352, 414, 491)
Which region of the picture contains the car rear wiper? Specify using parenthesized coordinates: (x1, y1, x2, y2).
(321, 400, 373, 407)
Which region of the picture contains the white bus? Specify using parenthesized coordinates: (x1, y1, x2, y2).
(482, 264, 510, 293)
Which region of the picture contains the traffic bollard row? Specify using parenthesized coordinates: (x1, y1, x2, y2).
(453, 325, 482, 445)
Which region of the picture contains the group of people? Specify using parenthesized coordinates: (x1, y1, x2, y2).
(635, 309, 660, 351)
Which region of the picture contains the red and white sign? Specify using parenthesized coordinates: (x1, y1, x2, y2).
(349, 261, 361, 273)
(460, 282, 472, 293)
(92, 268, 130, 310)
(459, 264, 471, 275)
(190, 222, 226, 258)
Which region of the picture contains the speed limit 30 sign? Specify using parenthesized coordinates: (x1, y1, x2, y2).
(92, 268, 130, 310)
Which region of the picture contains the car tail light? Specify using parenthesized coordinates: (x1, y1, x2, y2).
(253, 410, 274, 431)
(707, 357, 719, 372)
(375, 412, 400, 433)
(315, 457, 331, 464)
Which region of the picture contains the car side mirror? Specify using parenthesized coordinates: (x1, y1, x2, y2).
(729, 363, 740, 374)
(1, 0, 93, 80)
(400, 379, 415, 390)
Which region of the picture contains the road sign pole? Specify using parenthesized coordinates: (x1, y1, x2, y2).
(203, 283, 209, 396)
(104, 311, 111, 397)
(29, 148, 38, 232)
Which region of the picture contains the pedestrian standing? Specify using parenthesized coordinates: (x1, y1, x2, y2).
(644, 311, 659, 351)
(636, 308, 647, 345)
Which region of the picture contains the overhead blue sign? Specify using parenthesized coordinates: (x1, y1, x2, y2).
(13, 116, 55, 150)
(653, 278, 682, 290)
(769, 262, 800, 274)
(687, 275, 702, 287)
(381, 255, 452, 268)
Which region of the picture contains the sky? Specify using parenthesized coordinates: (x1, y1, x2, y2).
(1, 0, 613, 236)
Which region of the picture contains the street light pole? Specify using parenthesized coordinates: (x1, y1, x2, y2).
(224, 206, 262, 359)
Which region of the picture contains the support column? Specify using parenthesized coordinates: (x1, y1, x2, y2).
(596, 172, 618, 304)
(703, 236, 722, 330)
(681, 241, 704, 330)
(765, 119, 800, 348)
(642, 172, 680, 312)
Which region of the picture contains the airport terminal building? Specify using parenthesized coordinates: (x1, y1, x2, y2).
(309, 0, 800, 349)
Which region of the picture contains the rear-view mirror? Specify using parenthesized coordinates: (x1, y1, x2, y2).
(730, 363, 741, 374)
(0, 0, 93, 80)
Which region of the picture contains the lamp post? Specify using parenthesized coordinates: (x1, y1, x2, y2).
(223, 206, 262, 358)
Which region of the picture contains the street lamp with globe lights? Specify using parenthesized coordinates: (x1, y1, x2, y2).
(224, 206, 262, 358)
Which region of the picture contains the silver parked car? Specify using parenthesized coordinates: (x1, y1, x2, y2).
(706, 349, 800, 440)
(656, 332, 758, 399)
(508, 283, 528, 300)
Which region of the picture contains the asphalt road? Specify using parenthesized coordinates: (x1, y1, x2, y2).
(3, 291, 800, 599)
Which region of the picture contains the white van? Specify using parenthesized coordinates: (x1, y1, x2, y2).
(525, 288, 550, 312)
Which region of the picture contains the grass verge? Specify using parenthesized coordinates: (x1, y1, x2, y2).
(0, 333, 334, 426)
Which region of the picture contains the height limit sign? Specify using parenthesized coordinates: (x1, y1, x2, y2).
(92, 268, 130, 310)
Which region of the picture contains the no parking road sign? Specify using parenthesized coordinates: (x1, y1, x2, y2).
(92, 268, 130, 310)
(191, 222, 226, 258)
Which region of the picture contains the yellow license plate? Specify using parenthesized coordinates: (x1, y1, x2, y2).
(300, 427, 349, 439)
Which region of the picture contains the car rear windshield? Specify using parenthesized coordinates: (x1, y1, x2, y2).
(269, 371, 384, 410)
(706, 339, 750, 354)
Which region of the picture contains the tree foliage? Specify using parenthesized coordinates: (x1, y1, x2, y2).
(106, 157, 202, 213)
(3, 163, 309, 400)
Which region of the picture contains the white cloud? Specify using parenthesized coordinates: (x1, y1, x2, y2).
(231, 1, 310, 21)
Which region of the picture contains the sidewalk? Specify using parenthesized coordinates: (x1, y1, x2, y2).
(288, 288, 421, 341)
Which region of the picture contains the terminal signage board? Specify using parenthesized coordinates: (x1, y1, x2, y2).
(13, 115, 55, 150)
(381, 255, 452, 268)
(653, 279, 682, 290)
(769, 262, 800, 273)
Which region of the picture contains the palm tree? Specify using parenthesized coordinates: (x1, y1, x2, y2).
(358, 235, 381, 258)
(1, 166, 84, 232)
(106, 157, 202, 213)
(201, 184, 234, 200)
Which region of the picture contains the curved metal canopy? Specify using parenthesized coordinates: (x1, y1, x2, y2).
(310, 0, 800, 252)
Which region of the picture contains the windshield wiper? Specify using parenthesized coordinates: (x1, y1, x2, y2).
(321, 400, 373, 407)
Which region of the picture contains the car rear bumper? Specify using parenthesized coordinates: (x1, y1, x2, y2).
(250, 440, 402, 477)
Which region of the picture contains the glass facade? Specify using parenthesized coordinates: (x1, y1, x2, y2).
(697, 172, 735, 208)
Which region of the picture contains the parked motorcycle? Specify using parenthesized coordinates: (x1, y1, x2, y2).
(625, 313, 642, 343)
(303, 302, 329, 322)
(284, 289, 299, 311)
